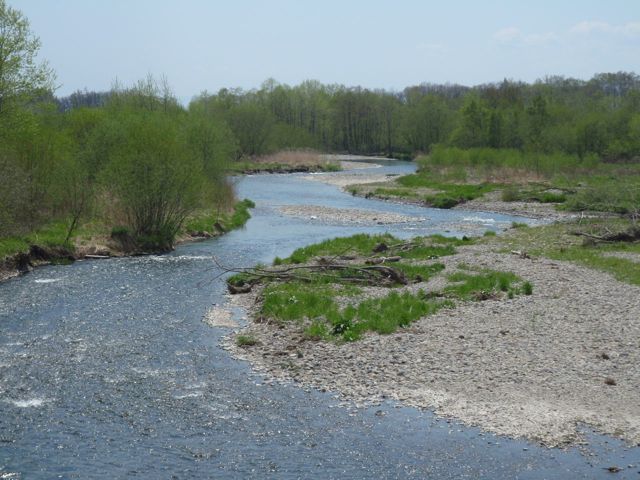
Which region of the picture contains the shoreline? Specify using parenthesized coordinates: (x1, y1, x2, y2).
(223, 236, 640, 447)
(0, 229, 226, 283)
(0, 199, 255, 284)
(300, 167, 582, 222)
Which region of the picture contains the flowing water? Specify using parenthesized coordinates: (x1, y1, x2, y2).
(1, 161, 639, 479)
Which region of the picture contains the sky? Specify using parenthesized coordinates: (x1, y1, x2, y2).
(10, 0, 640, 102)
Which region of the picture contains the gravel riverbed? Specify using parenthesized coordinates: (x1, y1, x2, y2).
(278, 205, 425, 225)
(224, 239, 640, 447)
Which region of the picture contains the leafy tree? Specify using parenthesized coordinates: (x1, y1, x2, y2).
(227, 103, 274, 157)
(450, 97, 487, 148)
(99, 111, 205, 251)
(0, 0, 54, 116)
(487, 110, 503, 148)
(403, 94, 450, 153)
(526, 94, 549, 151)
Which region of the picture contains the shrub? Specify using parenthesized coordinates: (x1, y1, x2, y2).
(236, 335, 258, 347)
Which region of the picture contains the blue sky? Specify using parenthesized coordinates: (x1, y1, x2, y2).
(10, 0, 640, 101)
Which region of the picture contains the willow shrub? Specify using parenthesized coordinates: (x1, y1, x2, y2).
(100, 112, 205, 251)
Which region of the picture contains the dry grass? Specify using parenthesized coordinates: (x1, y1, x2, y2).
(253, 149, 333, 167)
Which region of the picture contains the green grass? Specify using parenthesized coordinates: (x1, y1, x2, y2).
(185, 198, 255, 234)
(502, 185, 568, 203)
(0, 221, 76, 260)
(498, 219, 640, 286)
(373, 187, 421, 199)
(1, 199, 256, 263)
(411, 146, 640, 215)
(259, 266, 533, 342)
(281, 233, 471, 265)
(241, 232, 538, 343)
(548, 246, 640, 285)
(283, 233, 397, 264)
(444, 269, 528, 300)
(419, 146, 596, 180)
(236, 335, 259, 347)
(559, 176, 640, 214)
(336, 291, 453, 341)
(391, 174, 500, 208)
(261, 282, 347, 323)
(389, 262, 446, 282)
(0, 237, 30, 259)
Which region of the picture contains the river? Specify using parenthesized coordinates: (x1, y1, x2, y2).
(1, 161, 638, 479)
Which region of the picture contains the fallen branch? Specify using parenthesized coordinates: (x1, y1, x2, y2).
(213, 256, 408, 294)
(572, 227, 640, 244)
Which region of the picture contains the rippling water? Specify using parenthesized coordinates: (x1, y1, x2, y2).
(1, 161, 638, 479)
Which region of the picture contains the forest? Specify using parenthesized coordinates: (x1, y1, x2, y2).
(1, 0, 639, 257)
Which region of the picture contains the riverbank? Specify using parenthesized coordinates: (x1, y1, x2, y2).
(300, 165, 585, 222)
(229, 150, 342, 174)
(0, 199, 255, 283)
(224, 228, 640, 447)
(317, 149, 639, 224)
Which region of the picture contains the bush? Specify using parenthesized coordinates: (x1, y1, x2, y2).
(99, 112, 205, 251)
(236, 335, 258, 347)
(430, 196, 459, 209)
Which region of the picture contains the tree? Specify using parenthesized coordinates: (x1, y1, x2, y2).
(403, 94, 450, 153)
(0, 0, 54, 116)
(450, 97, 487, 148)
(99, 112, 205, 251)
(526, 94, 549, 151)
(227, 103, 274, 157)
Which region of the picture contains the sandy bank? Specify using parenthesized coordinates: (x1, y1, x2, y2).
(225, 239, 640, 447)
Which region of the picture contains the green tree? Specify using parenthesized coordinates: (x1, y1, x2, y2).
(487, 110, 503, 148)
(227, 103, 274, 157)
(450, 97, 487, 148)
(100, 112, 205, 251)
(403, 94, 450, 153)
(526, 94, 549, 151)
(0, 0, 54, 116)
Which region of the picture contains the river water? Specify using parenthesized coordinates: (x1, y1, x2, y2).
(1, 161, 639, 479)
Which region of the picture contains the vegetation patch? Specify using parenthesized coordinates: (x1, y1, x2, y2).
(229, 150, 341, 174)
(498, 218, 640, 286)
(444, 270, 530, 300)
(1, 198, 254, 271)
(372, 173, 500, 208)
(229, 233, 533, 343)
(280, 233, 472, 265)
(236, 335, 259, 347)
(185, 198, 255, 235)
(334, 292, 453, 341)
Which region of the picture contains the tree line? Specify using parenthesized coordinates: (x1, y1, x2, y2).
(185, 73, 639, 160)
(64, 72, 640, 163)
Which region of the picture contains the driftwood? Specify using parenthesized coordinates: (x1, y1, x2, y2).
(365, 256, 402, 265)
(215, 257, 408, 294)
(572, 226, 640, 244)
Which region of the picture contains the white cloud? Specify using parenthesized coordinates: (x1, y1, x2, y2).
(570, 20, 611, 34)
(493, 27, 520, 43)
(492, 27, 557, 46)
(523, 32, 558, 46)
(570, 21, 640, 37)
